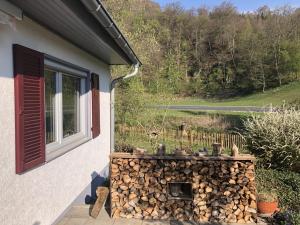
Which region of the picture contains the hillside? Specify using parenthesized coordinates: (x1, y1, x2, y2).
(168, 81, 300, 107)
(103, 0, 300, 98)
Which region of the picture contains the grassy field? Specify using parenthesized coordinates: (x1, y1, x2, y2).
(158, 81, 300, 107)
(116, 81, 300, 152)
(122, 107, 249, 132)
(116, 108, 250, 152)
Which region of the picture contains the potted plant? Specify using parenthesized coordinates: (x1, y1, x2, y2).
(257, 190, 279, 215)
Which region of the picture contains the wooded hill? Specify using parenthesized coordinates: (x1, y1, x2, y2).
(103, 0, 300, 98)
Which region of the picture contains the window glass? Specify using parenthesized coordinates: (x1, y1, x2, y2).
(62, 74, 80, 138)
(44, 59, 90, 161)
(45, 70, 56, 144)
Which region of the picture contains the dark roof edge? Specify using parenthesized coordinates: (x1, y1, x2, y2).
(80, 0, 141, 66)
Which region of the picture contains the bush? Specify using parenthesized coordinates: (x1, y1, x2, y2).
(243, 106, 300, 171)
(256, 168, 300, 212)
(291, 212, 300, 225)
(116, 77, 146, 125)
(288, 99, 300, 110)
(273, 211, 300, 225)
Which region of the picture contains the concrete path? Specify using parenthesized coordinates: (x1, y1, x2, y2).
(56, 205, 269, 225)
(153, 105, 271, 112)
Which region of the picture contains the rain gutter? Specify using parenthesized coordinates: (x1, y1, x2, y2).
(80, 0, 141, 151)
(80, 0, 141, 65)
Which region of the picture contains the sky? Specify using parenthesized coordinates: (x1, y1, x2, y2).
(153, 0, 300, 12)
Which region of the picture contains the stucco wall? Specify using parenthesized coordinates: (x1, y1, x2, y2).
(0, 17, 111, 225)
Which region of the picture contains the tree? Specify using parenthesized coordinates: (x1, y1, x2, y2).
(103, 0, 300, 99)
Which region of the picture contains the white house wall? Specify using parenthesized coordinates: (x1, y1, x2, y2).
(0, 16, 111, 225)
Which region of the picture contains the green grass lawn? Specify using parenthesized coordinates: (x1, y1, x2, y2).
(157, 81, 300, 107)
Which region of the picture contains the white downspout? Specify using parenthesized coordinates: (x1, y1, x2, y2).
(110, 64, 140, 152)
(79, 0, 140, 152)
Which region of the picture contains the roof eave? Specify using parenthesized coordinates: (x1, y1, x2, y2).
(80, 0, 142, 66)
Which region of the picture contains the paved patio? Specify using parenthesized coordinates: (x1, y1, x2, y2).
(56, 205, 269, 225)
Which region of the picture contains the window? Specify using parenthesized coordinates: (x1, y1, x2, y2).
(45, 70, 56, 144)
(62, 75, 80, 138)
(14, 45, 99, 173)
(44, 60, 91, 160)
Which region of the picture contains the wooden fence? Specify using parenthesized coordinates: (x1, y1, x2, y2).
(117, 125, 245, 150)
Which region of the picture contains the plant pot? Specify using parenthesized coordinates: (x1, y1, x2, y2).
(257, 201, 278, 215)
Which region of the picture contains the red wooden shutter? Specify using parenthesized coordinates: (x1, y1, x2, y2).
(91, 73, 100, 138)
(14, 44, 45, 174)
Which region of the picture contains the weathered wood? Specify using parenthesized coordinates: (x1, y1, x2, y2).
(231, 144, 239, 157)
(90, 187, 109, 219)
(110, 152, 255, 161)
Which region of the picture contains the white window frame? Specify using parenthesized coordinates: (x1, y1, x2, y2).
(44, 58, 91, 161)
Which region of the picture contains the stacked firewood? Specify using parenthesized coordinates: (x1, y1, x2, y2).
(110, 157, 256, 223)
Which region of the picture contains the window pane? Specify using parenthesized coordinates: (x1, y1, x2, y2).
(62, 75, 80, 138)
(45, 70, 56, 144)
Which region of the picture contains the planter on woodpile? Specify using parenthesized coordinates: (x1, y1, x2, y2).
(110, 153, 257, 223)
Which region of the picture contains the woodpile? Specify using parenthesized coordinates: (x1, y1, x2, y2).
(110, 156, 256, 223)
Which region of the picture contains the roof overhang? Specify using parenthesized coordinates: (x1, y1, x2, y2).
(8, 0, 141, 65)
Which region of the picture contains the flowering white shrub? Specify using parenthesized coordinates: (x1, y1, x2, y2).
(243, 106, 300, 171)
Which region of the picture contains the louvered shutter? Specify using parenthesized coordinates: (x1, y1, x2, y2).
(14, 44, 45, 174)
(91, 73, 100, 138)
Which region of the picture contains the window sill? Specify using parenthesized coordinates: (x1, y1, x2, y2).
(46, 133, 92, 162)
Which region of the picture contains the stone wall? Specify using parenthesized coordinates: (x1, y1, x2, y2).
(110, 154, 257, 223)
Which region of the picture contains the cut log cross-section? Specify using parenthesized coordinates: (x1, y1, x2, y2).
(90, 187, 109, 218)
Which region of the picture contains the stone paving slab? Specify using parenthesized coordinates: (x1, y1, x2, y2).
(143, 220, 170, 225)
(55, 217, 69, 225)
(64, 206, 91, 218)
(56, 205, 269, 225)
(114, 218, 142, 225)
(64, 218, 89, 225)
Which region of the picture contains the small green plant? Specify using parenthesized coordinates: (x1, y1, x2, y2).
(258, 191, 277, 202)
(256, 168, 300, 212)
